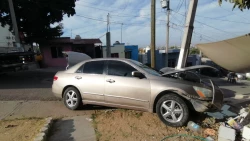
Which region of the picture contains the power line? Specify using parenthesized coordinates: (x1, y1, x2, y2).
(172, 10, 250, 24)
(210, 1, 250, 23)
(77, 0, 162, 11)
(172, 11, 244, 36)
(170, 26, 216, 42)
(196, 15, 250, 24)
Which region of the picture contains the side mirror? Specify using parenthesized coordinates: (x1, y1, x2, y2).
(132, 71, 145, 79)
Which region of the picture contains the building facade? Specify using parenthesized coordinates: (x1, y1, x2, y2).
(145, 49, 201, 70)
(103, 44, 125, 58)
(102, 42, 138, 61)
(40, 37, 102, 68)
(0, 25, 16, 53)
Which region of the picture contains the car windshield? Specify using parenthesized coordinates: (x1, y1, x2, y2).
(129, 60, 162, 76)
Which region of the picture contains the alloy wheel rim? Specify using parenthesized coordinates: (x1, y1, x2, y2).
(160, 100, 184, 123)
(66, 90, 78, 107)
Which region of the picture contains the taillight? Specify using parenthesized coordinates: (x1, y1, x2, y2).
(54, 76, 58, 81)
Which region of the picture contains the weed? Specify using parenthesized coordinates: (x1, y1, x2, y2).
(91, 113, 102, 141)
(122, 132, 130, 138)
(135, 112, 143, 118)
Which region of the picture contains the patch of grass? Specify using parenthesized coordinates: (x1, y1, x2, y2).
(135, 112, 143, 118)
(91, 113, 102, 141)
(122, 132, 130, 138)
(0, 118, 45, 141)
(1, 117, 43, 122)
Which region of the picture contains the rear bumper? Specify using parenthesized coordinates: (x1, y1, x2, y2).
(52, 83, 63, 98)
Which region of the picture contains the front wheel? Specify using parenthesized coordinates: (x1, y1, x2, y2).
(156, 94, 189, 127)
(63, 87, 82, 110)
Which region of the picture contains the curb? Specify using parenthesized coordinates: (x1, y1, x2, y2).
(34, 117, 53, 141)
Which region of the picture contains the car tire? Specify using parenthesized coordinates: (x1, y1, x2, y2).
(156, 94, 189, 127)
(63, 87, 82, 110)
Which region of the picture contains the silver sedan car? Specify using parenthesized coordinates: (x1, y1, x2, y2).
(52, 58, 224, 127)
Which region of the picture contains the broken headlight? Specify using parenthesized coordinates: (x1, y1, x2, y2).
(193, 86, 212, 98)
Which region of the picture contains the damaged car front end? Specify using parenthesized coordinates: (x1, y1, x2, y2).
(163, 70, 224, 113)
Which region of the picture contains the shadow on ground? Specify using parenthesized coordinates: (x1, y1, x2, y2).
(80, 104, 116, 111)
(0, 71, 55, 89)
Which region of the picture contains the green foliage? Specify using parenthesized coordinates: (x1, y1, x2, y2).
(189, 47, 200, 55)
(219, 0, 250, 10)
(170, 46, 179, 49)
(0, 0, 76, 43)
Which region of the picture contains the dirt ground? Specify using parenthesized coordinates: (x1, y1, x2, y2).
(92, 109, 221, 141)
(0, 118, 45, 141)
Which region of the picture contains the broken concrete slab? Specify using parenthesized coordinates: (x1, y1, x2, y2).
(48, 116, 96, 141)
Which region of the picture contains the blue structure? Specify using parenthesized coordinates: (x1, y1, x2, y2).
(146, 49, 200, 70)
(125, 45, 138, 61)
(147, 50, 166, 70)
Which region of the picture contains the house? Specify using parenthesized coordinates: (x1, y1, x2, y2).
(103, 42, 125, 58)
(145, 49, 201, 70)
(102, 41, 138, 61)
(39, 36, 102, 68)
(0, 25, 16, 53)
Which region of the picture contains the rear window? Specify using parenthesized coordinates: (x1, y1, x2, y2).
(77, 61, 104, 74)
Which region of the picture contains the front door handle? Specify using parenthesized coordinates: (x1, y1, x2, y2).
(75, 76, 82, 80)
(106, 79, 115, 83)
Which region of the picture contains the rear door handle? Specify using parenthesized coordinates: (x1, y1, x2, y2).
(75, 76, 82, 80)
(106, 79, 115, 83)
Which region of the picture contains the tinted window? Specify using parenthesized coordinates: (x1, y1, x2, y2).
(82, 61, 104, 74)
(200, 68, 218, 77)
(108, 61, 136, 77)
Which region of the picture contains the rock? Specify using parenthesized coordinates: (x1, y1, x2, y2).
(204, 128, 216, 136)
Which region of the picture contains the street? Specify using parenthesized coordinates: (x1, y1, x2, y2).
(0, 70, 59, 101)
(1, 69, 250, 141)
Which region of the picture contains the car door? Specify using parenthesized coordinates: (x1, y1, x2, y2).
(104, 60, 151, 109)
(74, 60, 105, 102)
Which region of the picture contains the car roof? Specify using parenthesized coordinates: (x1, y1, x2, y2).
(83, 58, 133, 62)
(65, 58, 135, 73)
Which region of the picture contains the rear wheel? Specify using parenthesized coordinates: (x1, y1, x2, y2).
(63, 87, 82, 110)
(156, 94, 189, 127)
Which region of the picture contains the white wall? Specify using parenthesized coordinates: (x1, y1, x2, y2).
(103, 44, 125, 58)
(0, 25, 15, 48)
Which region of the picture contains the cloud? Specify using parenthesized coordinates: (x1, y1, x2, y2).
(61, 0, 250, 47)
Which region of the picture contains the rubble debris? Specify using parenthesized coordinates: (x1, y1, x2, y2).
(242, 123, 250, 140)
(85, 117, 93, 122)
(5, 125, 17, 128)
(227, 118, 243, 130)
(187, 121, 201, 133)
(205, 136, 214, 141)
(202, 117, 216, 127)
(218, 125, 236, 141)
(204, 128, 216, 136)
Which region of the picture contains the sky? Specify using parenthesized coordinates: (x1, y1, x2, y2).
(60, 0, 250, 48)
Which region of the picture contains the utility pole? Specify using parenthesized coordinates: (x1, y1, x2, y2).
(176, 0, 198, 69)
(8, 0, 23, 51)
(161, 0, 170, 67)
(151, 0, 156, 68)
(71, 29, 72, 39)
(106, 13, 111, 58)
(121, 23, 123, 43)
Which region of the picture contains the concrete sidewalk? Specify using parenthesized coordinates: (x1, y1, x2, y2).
(48, 116, 96, 141)
(0, 101, 97, 141)
(0, 101, 95, 120)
